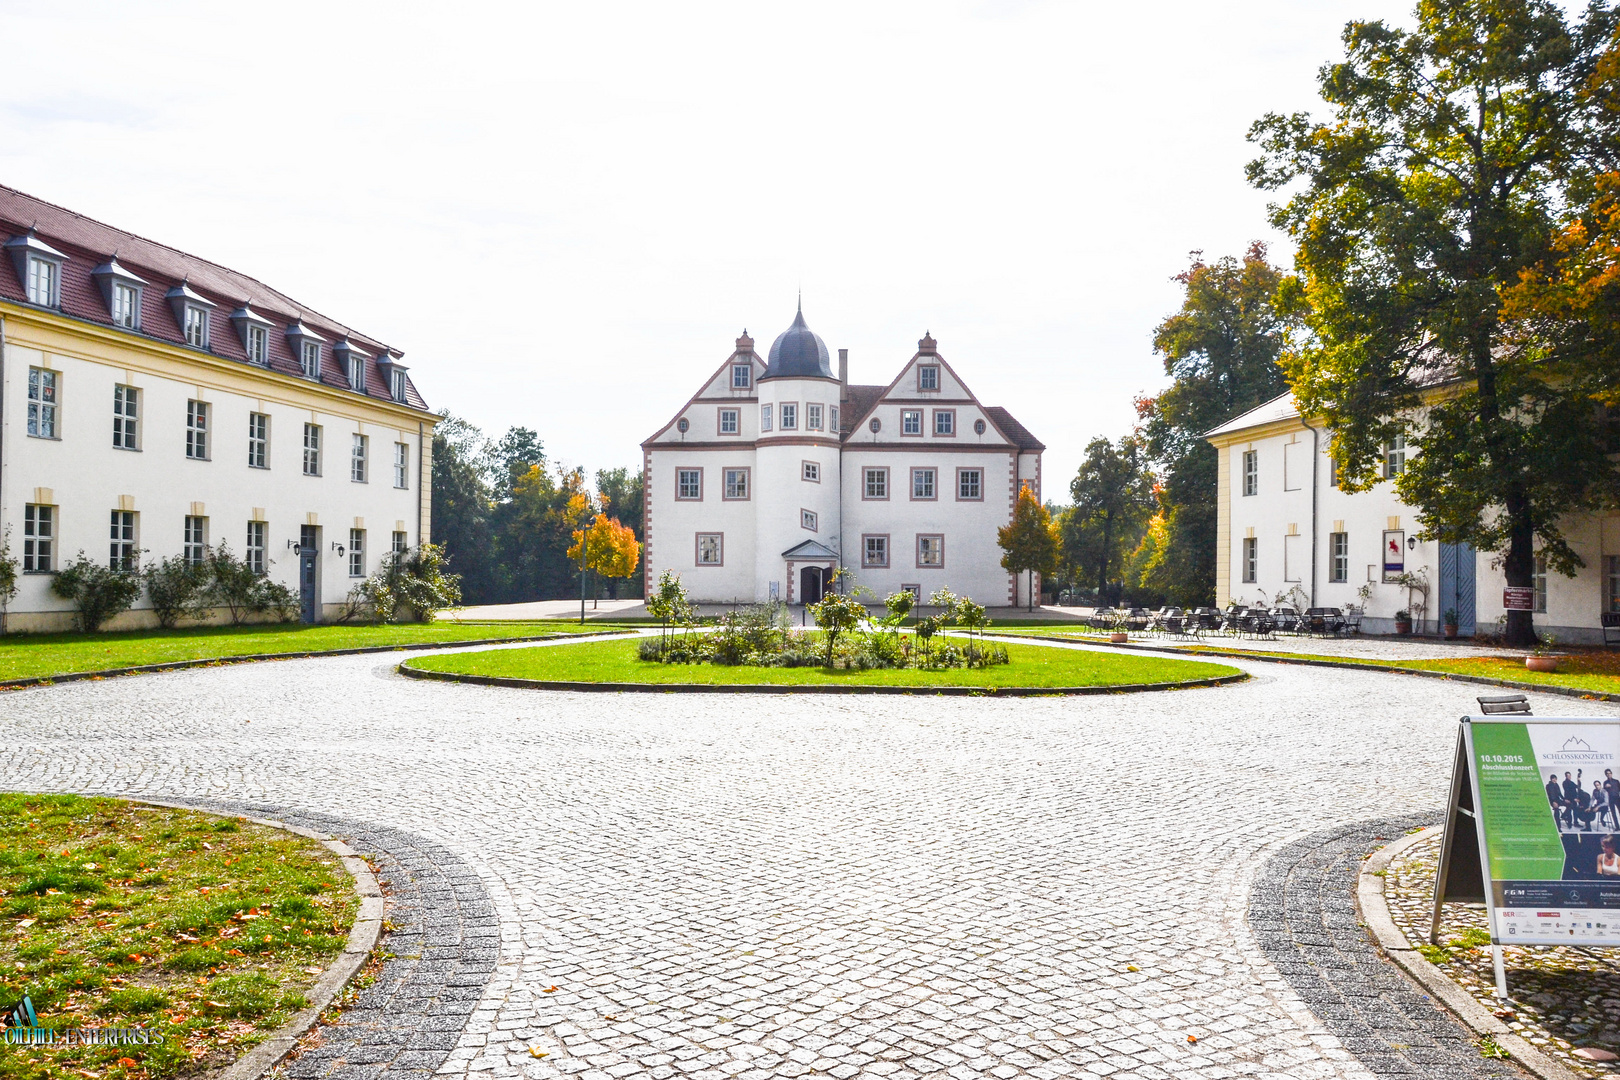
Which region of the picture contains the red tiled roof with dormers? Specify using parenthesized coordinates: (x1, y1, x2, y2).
(0, 184, 429, 411)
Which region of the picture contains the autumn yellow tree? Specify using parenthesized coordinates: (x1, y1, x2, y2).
(568, 506, 643, 611)
(997, 484, 1059, 612)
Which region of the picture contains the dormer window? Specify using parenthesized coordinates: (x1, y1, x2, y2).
(92, 257, 147, 330)
(6, 232, 68, 308)
(333, 340, 371, 393)
(378, 355, 410, 404)
(918, 365, 940, 391)
(113, 283, 139, 328)
(285, 319, 326, 380)
(731, 363, 752, 389)
(231, 303, 275, 366)
(166, 282, 216, 350)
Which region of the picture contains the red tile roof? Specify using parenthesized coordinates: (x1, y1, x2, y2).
(0, 184, 428, 411)
(983, 406, 1045, 452)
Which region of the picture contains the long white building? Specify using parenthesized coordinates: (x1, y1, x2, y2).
(642, 308, 1044, 607)
(1207, 392, 1618, 642)
(0, 185, 435, 630)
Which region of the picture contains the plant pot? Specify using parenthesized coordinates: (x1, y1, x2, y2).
(1395, 620, 1412, 635)
(1443, 624, 1458, 640)
(1109, 632, 1129, 644)
(1526, 656, 1559, 673)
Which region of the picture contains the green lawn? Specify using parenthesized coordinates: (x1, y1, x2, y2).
(0, 794, 357, 1080)
(0, 622, 622, 683)
(403, 637, 1242, 689)
(1175, 647, 1620, 696)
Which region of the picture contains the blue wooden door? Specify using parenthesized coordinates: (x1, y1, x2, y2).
(299, 525, 318, 624)
(1439, 542, 1477, 634)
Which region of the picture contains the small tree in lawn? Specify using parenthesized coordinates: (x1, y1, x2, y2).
(810, 568, 867, 668)
(998, 484, 1059, 611)
(646, 570, 692, 652)
(957, 597, 990, 660)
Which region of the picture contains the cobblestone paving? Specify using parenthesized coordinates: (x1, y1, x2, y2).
(154, 799, 499, 1079)
(1, 643, 1613, 1079)
(1249, 816, 1524, 1078)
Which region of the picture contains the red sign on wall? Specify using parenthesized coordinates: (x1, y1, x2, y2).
(1503, 587, 1535, 611)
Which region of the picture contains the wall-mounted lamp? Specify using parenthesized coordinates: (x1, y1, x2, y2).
(287, 539, 299, 550)
(331, 542, 346, 558)
(1407, 536, 1418, 550)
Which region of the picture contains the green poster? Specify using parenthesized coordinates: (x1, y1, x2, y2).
(1471, 722, 1566, 881)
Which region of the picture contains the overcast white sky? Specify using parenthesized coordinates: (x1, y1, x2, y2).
(0, 0, 1416, 490)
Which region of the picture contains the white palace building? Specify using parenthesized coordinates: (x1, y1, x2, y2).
(0, 185, 435, 630)
(1207, 392, 1620, 643)
(641, 307, 1045, 608)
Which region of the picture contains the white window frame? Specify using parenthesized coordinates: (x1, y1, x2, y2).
(23, 503, 53, 572)
(352, 433, 369, 483)
(863, 534, 889, 568)
(1330, 532, 1349, 583)
(1242, 450, 1258, 497)
(696, 532, 723, 566)
(184, 515, 207, 566)
(350, 528, 366, 578)
(390, 368, 407, 402)
(246, 324, 269, 365)
(830, 405, 839, 433)
(248, 412, 269, 469)
(901, 409, 922, 436)
(916, 534, 944, 568)
(1385, 434, 1407, 478)
(26, 255, 60, 307)
(112, 281, 140, 329)
(394, 442, 409, 489)
(348, 356, 366, 392)
(246, 520, 267, 575)
(780, 403, 798, 430)
(186, 400, 209, 460)
(718, 408, 740, 435)
(303, 423, 321, 476)
(1242, 536, 1258, 583)
(957, 468, 982, 500)
(113, 384, 139, 451)
(801, 508, 818, 532)
(760, 404, 773, 432)
(723, 467, 749, 500)
(676, 468, 702, 501)
(802, 461, 820, 483)
(933, 410, 955, 436)
(109, 510, 138, 571)
(911, 468, 937, 500)
(864, 467, 889, 500)
(392, 530, 408, 556)
(731, 363, 751, 389)
(184, 304, 210, 349)
(27, 367, 58, 439)
(918, 365, 940, 391)
(807, 403, 823, 431)
(1533, 554, 1548, 613)
(301, 341, 321, 380)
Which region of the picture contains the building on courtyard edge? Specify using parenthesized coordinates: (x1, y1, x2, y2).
(0, 184, 435, 630)
(642, 306, 1044, 607)
(1207, 391, 1620, 643)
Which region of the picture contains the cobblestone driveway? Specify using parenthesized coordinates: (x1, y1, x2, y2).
(2, 644, 1611, 1079)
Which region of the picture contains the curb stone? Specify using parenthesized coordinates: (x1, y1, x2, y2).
(995, 631, 1620, 704)
(115, 797, 384, 1080)
(1360, 828, 1583, 1080)
(0, 629, 634, 692)
(97, 796, 497, 1080)
(394, 658, 1250, 696)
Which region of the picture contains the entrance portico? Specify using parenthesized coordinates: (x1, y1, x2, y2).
(782, 540, 839, 605)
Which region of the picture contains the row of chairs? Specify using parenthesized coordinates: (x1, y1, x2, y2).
(1086, 605, 1363, 639)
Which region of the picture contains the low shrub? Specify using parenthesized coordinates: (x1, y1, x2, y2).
(205, 545, 299, 626)
(340, 543, 462, 624)
(50, 554, 142, 632)
(142, 554, 211, 628)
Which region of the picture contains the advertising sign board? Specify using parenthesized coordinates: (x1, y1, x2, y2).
(1503, 587, 1535, 611)
(1434, 717, 1620, 994)
(1382, 530, 1405, 582)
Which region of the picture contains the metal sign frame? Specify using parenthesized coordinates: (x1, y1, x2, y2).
(1434, 715, 1620, 999)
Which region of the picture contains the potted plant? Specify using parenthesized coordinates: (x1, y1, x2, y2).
(1443, 608, 1459, 640)
(1394, 609, 1413, 635)
(1526, 634, 1560, 673)
(1110, 630, 1130, 644)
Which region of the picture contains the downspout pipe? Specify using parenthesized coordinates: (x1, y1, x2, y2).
(1301, 416, 1320, 609)
(417, 421, 425, 548)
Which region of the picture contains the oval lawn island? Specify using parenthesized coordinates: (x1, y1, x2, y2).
(399, 636, 1246, 695)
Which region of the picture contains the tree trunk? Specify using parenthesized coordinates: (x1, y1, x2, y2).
(1028, 569, 1034, 612)
(1096, 514, 1114, 599)
(1502, 487, 1538, 646)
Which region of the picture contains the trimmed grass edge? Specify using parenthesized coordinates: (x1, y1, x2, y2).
(394, 659, 1250, 696)
(996, 632, 1620, 704)
(0, 630, 637, 692)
